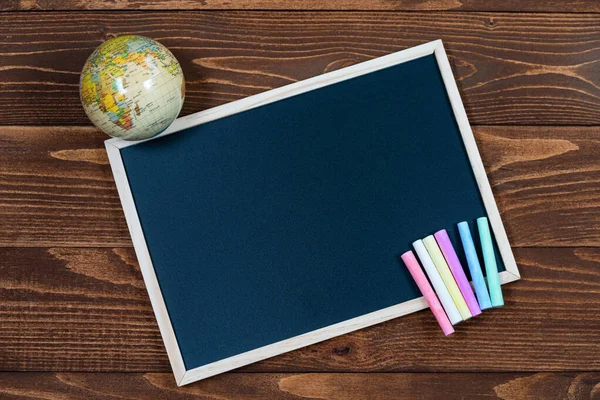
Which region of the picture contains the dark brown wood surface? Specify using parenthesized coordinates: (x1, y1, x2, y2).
(2, 0, 600, 12)
(1, 12, 600, 126)
(2, 247, 600, 372)
(1, 372, 600, 400)
(1, 2, 600, 398)
(0, 126, 598, 247)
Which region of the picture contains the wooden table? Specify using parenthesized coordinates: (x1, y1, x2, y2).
(1, 1, 600, 399)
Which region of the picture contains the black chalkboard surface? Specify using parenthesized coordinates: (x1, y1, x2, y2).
(108, 41, 518, 386)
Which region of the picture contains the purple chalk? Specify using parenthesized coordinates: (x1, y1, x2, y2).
(434, 229, 482, 317)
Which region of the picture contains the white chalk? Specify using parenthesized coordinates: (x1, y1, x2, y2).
(413, 239, 463, 325)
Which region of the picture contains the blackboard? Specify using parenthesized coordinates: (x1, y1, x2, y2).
(106, 40, 519, 386)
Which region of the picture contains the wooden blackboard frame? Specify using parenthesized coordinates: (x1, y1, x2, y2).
(105, 40, 520, 386)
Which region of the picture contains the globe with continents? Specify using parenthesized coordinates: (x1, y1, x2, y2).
(80, 35, 185, 140)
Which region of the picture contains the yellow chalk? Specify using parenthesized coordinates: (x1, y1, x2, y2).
(423, 235, 472, 320)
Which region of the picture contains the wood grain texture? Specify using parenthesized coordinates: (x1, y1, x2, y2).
(0, 127, 127, 247)
(0, 372, 599, 400)
(479, 126, 600, 247)
(0, 125, 597, 248)
(1, 246, 599, 372)
(1, 12, 599, 126)
(2, 0, 600, 12)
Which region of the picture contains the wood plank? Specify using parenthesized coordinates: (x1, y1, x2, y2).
(1, 247, 599, 372)
(1, 372, 599, 399)
(479, 126, 600, 247)
(2, 0, 600, 12)
(0, 125, 598, 247)
(0, 127, 128, 247)
(1, 12, 599, 126)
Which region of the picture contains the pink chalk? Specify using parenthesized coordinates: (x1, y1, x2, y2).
(401, 250, 454, 336)
(434, 229, 482, 317)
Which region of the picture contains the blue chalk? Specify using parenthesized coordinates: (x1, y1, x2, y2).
(477, 217, 504, 307)
(458, 221, 492, 310)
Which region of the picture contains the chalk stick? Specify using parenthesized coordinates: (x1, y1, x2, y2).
(422, 235, 472, 320)
(434, 229, 481, 317)
(457, 221, 492, 310)
(401, 250, 454, 336)
(477, 217, 504, 307)
(413, 239, 463, 325)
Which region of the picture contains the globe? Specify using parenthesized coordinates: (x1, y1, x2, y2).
(79, 35, 185, 140)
